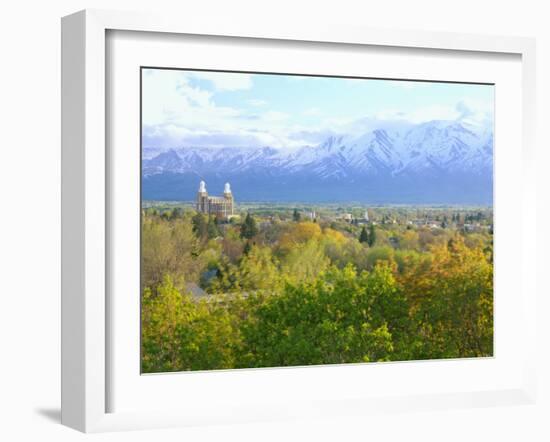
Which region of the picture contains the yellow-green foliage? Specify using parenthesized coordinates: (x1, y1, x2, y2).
(142, 276, 239, 372)
(141, 211, 494, 372)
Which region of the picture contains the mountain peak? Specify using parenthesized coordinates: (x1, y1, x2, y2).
(142, 119, 493, 204)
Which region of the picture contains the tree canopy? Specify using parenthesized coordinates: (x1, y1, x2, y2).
(240, 213, 259, 239)
(141, 207, 493, 372)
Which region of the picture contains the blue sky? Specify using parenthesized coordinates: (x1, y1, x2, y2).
(142, 68, 494, 150)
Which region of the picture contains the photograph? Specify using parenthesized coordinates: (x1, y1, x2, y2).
(140, 67, 494, 373)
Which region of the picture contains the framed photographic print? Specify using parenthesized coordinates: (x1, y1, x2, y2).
(61, 9, 538, 432)
(139, 67, 496, 374)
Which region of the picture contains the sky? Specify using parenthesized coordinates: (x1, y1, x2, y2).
(141, 68, 494, 151)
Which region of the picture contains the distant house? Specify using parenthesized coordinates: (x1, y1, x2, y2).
(356, 210, 370, 225)
(463, 223, 483, 232)
(340, 213, 353, 223)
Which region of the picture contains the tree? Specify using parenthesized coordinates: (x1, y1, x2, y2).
(365, 246, 395, 270)
(140, 204, 494, 372)
(207, 216, 220, 239)
(359, 226, 369, 243)
(170, 207, 183, 220)
(238, 265, 402, 368)
(292, 208, 301, 222)
(212, 245, 281, 293)
(221, 226, 245, 263)
(191, 212, 208, 240)
(141, 275, 239, 373)
(238, 245, 281, 292)
(240, 213, 258, 239)
(399, 236, 493, 359)
(398, 229, 419, 250)
(281, 240, 330, 284)
(278, 222, 322, 254)
(141, 215, 205, 291)
(367, 224, 376, 247)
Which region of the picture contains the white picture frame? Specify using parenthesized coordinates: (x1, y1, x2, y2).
(61, 9, 538, 433)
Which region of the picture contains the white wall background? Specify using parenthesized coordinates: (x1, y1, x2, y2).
(0, 1, 548, 440)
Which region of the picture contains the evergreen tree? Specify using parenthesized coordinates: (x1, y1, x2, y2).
(359, 226, 369, 244)
(191, 212, 208, 239)
(243, 241, 252, 256)
(367, 224, 376, 247)
(207, 216, 220, 239)
(240, 213, 258, 239)
(292, 209, 301, 222)
(170, 207, 183, 220)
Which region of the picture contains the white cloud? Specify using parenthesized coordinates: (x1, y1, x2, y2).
(188, 71, 253, 91)
(143, 123, 302, 150)
(454, 98, 494, 127)
(261, 111, 289, 122)
(143, 70, 298, 149)
(142, 69, 493, 151)
(371, 99, 493, 126)
(248, 99, 268, 107)
(303, 107, 322, 116)
(143, 69, 245, 129)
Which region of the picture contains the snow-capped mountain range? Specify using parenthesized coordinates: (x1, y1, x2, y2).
(142, 119, 494, 204)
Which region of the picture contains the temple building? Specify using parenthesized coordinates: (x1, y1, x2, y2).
(196, 180, 234, 219)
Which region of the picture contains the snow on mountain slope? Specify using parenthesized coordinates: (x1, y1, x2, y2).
(143, 119, 492, 178)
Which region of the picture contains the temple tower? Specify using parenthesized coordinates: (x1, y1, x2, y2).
(223, 182, 234, 216)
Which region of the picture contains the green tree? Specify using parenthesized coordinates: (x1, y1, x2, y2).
(238, 245, 281, 292)
(359, 226, 369, 243)
(191, 212, 208, 240)
(210, 245, 281, 294)
(140, 205, 494, 372)
(141, 215, 205, 291)
(238, 265, 403, 368)
(170, 207, 183, 220)
(141, 275, 239, 372)
(367, 224, 376, 247)
(365, 246, 395, 270)
(282, 239, 330, 284)
(207, 216, 220, 239)
(292, 208, 301, 222)
(240, 213, 258, 239)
